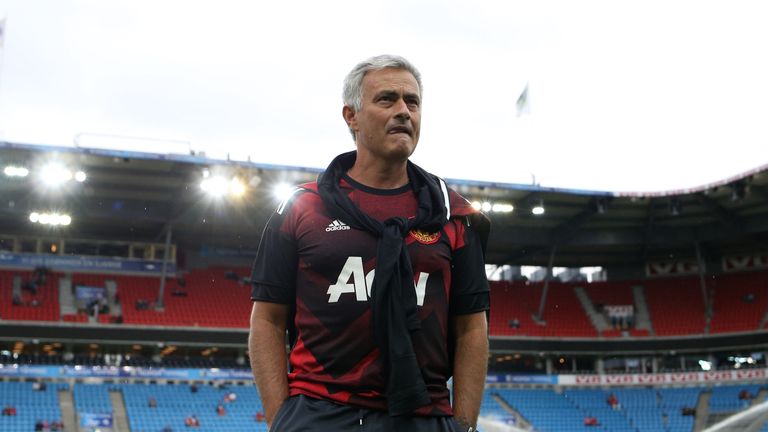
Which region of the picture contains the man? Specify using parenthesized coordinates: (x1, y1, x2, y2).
(249, 54, 490, 431)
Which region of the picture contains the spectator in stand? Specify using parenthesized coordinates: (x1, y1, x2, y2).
(583, 416, 599, 426)
(12, 293, 22, 306)
(34, 419, 44, 431)
(162, 425, 174, 432)
(607, 393, 620, 410)
(255, 411, 266, 422)
(509, 318, 520, 329)
(34, 266, 48, 285)
(171, 287, 188, 297)
(32, 381, 46, 391)
(216, 403, 226, 416)
(184, 415, 200, 427)
(2, 405, 17, 416)
(23, 279, 38, 295)
(148, 396, 157, 408)
(223, 391, 237, 403)
(738, 389, 753, 400)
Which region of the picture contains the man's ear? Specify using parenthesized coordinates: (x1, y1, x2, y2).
(342, 105, 358, 132)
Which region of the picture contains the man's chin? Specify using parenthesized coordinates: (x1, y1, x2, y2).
(388, 138, 417, 158)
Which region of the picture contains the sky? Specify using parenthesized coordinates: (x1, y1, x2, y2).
(0, 0, 766, 193)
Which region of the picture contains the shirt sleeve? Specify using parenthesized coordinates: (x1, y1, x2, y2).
(449, 218, 490, 315)
(250, 206, 298, 304)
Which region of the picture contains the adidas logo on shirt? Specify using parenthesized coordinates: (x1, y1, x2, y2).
(326, 219, 351, 232)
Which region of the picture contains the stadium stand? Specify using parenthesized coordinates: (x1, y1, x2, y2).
(0, 269, 60, 322)
(1, 116, 767, 432)
(495, 388, 587, 431)
(0, 381, 67, 432)
(120, 383, 268, 432)
(73, 382, 114, 428)
(479, 388, 517, 426)
(644, 277, 707, 336)
(709, 384, 762, 414)
(488, 281, 597, 337)
(56, 268, 253, 328)
(6, 264, 768, 339)
(709, 271, 768, 334)
(495, 387, 701, 432)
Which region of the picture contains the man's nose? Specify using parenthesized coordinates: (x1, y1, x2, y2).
(393, 98, 410, 120)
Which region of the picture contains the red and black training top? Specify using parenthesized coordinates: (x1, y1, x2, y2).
(250, 176, 489, 416)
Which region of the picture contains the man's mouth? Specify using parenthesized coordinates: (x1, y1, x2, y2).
(387, 126, 411, 136)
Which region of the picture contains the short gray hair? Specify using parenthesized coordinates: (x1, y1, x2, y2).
(342, 54, 423, 139)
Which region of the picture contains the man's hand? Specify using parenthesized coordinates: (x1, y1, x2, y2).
(452, 311, 488, 431)
(249, 301, 291, 426)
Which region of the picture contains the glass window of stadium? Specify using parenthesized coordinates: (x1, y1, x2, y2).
(488, 353, 546, 373)
(603, 356, 647, 373)
(19, 238, 36, 253)
(0, 237, 13, 251)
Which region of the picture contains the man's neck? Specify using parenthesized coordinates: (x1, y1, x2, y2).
(346, 158, 409, 190)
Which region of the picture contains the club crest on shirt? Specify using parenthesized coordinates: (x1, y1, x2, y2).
(409, 229, 441, 245)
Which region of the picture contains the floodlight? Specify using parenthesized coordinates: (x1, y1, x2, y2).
(4, 166, 29, 177)
(49, 214, 62, 226)
(40, 163, 72, 186)
(481, 202, 492, 212)
(273, 183, 295, 202)
(30, 211, 72, 226)
(471, 201, 482, 211)
(492, 203, 514, 213)
(200, 176, 229, 197)
(229, 178, 246, 197)
(74, 171, 87, 182)
(532, 202, 545, 215)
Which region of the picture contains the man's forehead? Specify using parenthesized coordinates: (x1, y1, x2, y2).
(363, 68, 420, 93)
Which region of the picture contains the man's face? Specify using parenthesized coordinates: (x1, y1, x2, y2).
(345, 68, 421, 163)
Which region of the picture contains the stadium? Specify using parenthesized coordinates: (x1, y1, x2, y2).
(2, 2, 768, 432)
(1, 141, 766, 431)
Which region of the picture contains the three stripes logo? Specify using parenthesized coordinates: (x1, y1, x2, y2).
(326, 219, 351, 232)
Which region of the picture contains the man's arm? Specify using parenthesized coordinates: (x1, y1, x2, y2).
(249, 301, 290, 426)
(452, 311, 489, 431)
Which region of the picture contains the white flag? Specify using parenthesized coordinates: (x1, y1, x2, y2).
(516, 82, 530, 117)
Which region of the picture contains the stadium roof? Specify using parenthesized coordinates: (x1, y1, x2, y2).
(2, 142, 767, 268)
